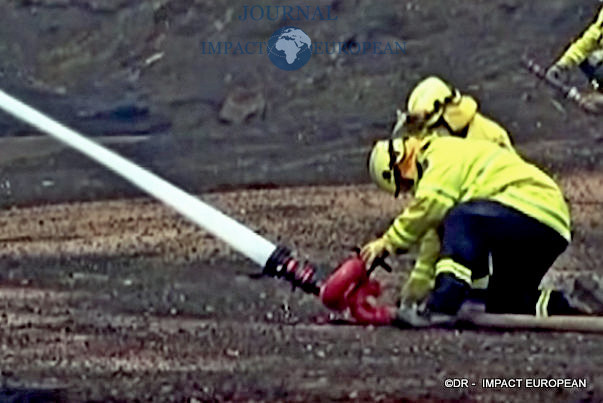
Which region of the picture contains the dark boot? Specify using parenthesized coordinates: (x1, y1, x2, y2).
(566, 275, 603, 315)
(579, 60, 603, 91)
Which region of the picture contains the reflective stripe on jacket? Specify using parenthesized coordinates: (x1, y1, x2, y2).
(383, 137, 571, 255)
(411, 100, 514, 280)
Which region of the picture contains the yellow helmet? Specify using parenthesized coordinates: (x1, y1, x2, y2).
(398, 76, 479, 136)
(407, 76, 459, 128)
(368, 137, 405, 196)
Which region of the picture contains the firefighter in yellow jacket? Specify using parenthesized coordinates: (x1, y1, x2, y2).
(390, 76, 514, 306)
(393, 76, 514, 150)
(360, 134, 581, 325)
(547, 6, 603, 90)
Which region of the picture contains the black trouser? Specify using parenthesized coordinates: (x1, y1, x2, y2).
(579, 59, 603, 90)
(426, 200, 576, 316)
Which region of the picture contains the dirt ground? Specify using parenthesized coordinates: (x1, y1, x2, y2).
(0, 174, 602, 402)
(2, 0, 603, 402)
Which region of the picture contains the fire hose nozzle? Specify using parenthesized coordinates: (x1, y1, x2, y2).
(263, 245, 322, 295)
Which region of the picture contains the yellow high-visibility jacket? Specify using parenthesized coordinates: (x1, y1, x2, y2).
(557, 6, 603, 68)
(440, 94, 514, 151)
(412, 98, 514, 285)
(384, 137, 571, 283)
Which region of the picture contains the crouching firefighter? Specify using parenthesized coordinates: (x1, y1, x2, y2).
(361, 134, 582, 327)
(390, 76, 516, 306)
(547, 5, 603, 91)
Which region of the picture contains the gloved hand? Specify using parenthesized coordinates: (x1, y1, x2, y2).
(578, 91, 603, 114)
(394, 304, 457, 328)
(546, 63, 568, 84)
(400, 274, 433, 306)
(360, 237, 395, 267)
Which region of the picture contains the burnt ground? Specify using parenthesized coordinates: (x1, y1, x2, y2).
(1, 0, 603, 402)
(0, 176, 602, 402)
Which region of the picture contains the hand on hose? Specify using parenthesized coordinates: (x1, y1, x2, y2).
(400, 274, 433, 306)
(578, 91, 603, 114)
(546, 63, 569, 84)
(394, 304, 457, 328)
(360, 237, 395, 267)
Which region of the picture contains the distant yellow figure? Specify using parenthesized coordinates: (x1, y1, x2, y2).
(547, 6, 603, 90)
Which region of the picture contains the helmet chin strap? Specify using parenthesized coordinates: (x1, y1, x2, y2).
(431, 114, 469, 138)
(388, 138, 405, 197)
(426, 86, 472, 137)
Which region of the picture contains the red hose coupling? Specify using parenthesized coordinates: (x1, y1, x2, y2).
(320, 257, 396, 325)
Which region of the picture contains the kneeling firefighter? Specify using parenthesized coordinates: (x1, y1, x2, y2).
(361, 134, 582, 327)
(390, 76, 515, 306)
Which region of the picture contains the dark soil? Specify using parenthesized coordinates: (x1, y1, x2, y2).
(0, 1, 603, 402)
(0, 181, 602, 402)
